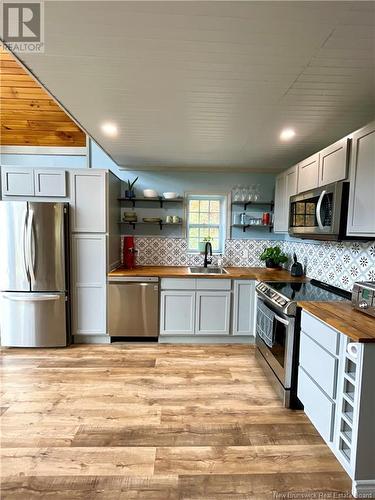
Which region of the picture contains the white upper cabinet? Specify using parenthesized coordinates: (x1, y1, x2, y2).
(298, 153, 320, 193)
(70, 170, 107, 233)
(347, 122, 375, 237)
(1, 167, 67, 198)
(273, 172, 287, 233)
(319, 138, 349, 187)
(273, 164, 298, 233)
(286, 164, 298, 201)
(34, 169, 67, 197)
(1, 167, 35, 196)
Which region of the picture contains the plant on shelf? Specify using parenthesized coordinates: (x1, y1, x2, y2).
(125, 177, 138, 199)
(198, 236, 211, 253)
(259, 245, 288, 269)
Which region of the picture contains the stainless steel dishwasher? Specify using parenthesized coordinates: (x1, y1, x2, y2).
(108, 277, 159, 338)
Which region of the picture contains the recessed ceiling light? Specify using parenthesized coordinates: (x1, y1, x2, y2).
(101, 122, 118, 137)
(280, 128, 296, 141)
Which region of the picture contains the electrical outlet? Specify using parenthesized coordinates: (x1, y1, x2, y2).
(240, 249, 249, 259)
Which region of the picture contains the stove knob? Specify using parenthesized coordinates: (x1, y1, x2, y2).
(359, 301, 368, 309)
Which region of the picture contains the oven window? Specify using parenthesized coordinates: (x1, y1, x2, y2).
(256, 300, 287, 368)
(270, 320, 286, 368)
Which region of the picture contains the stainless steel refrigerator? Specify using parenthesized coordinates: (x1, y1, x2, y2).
(0, 201, 69, 347)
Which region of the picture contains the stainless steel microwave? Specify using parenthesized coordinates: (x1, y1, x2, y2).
(289, 182, 350, 240)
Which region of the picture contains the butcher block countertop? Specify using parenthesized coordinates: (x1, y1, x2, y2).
(298, 301, 375, 343)
(108, 266, 307, 282)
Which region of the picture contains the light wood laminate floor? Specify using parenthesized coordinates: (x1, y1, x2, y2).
(0, 344, 352, 499)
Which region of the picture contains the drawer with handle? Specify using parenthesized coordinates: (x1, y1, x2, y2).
(298, 366, 335, 442)
(301, 310, 340, 355)
(299, 331, 338, 398)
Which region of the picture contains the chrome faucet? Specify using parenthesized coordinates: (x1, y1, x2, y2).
(203, 241, 213, 268)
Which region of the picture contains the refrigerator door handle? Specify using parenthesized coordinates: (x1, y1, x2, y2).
(23, 208, 30, 282)
(2, 293, 61, 302)
(26, 208, 36, 284)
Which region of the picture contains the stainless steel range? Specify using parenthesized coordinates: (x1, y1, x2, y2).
(255, 279, 351, 408)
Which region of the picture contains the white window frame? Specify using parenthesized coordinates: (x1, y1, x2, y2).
(186, 193, 228, 254)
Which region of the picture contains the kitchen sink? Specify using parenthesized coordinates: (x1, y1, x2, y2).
(188, 266, 228, 275)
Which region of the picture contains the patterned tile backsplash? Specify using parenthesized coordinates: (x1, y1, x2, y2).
(123, 237, 375, 291)
(282, 240, 375, 291)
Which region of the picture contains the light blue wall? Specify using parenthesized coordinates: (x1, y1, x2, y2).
(91, 140, 281, 240)
(90, 141, 121, 173)
(1, 153, 87, 168)
(1, 141, 281, 240)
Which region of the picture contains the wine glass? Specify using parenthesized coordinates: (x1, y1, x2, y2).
(248, 184, 255, 202)
(241, 186, 248, 202)
(253, 184, 261, 202)
(232, 185, 240, 202)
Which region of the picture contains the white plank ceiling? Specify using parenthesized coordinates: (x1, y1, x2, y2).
(10, 1, 375, 171)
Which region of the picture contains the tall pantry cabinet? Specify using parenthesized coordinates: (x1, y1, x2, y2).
(70, 169, 121, 343)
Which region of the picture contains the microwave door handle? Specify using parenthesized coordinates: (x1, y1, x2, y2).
(316, 190, 326, 230)
(274, 314, 289, 326)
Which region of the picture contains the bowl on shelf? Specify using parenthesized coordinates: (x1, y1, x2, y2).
(143, 189, 158, 198)
(162, 192, 178, 199)
(142, 217, 162, 223)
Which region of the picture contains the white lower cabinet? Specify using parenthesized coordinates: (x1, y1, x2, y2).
(298, 310, 375, 498)
(232, 280, 256, 335)
(298, 366, 335, 442)
(195, 291, 231, 335)
(160, 291, 195, 335)
(160, 278, 257, 339)
(72, 234, 107, 336)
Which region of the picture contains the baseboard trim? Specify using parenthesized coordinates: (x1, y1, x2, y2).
(352, 479, 375, 498)
(73, 335, 110, 344)
(159, 335, 255, 344)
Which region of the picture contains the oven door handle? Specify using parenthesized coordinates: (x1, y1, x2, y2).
(274, 314, 289, 326)
(316, 190, 326, 230)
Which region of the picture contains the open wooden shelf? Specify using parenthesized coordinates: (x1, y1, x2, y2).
(231, 223, 274, 233)
(231, 200, 274, 211)
(118, 221, 183, 230)
(118, 197, 183, 208)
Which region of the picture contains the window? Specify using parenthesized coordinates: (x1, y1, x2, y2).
(187, 194, 226, 253)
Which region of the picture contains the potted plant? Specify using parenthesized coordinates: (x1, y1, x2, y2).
(198, 236, 211, 253)
(260, 245, 288, 269)
(125, 177, 138, 199)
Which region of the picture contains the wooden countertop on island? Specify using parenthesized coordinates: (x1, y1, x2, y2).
(108, 266, 307, 282)
(298, 301, 375, 343)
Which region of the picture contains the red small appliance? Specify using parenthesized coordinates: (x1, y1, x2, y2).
(123, 236, 137, 269)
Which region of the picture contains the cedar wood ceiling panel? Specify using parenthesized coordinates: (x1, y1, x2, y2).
(0, 48, 86, 147)
(7, 1, 375, 169)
